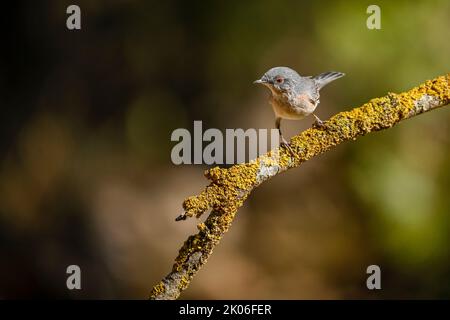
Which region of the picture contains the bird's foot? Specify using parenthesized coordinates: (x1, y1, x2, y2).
(312, 114, 327, 129)
(280, 137, 295, 155)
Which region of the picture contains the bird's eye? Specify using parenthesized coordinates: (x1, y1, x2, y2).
(275, 77, 284, 84)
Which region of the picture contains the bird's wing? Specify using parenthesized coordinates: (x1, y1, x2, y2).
(295, 77, 319, 101)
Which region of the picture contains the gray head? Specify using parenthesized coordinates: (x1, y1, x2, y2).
(254, 66, 301, 93)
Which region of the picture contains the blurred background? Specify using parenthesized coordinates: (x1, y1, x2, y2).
(1, 0, 449, 299)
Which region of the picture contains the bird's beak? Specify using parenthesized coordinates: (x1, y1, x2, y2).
(253, 79, 264, 84)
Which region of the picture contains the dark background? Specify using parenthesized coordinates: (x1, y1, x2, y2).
(1, 0, 449, 299)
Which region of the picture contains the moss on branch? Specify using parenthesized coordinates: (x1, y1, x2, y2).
(150, 74, 450, 300)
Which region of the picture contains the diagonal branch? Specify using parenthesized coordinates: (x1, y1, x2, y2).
(150, 74, 450, 300)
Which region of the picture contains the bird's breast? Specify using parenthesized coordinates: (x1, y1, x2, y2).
(270, 92, 317, 120)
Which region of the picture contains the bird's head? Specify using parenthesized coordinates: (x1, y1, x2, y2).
(254, 66, 300, 94)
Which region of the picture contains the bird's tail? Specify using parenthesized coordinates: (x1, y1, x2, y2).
(313, 71, 345, 89)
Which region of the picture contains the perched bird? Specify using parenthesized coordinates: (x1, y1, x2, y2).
(254, 66, 345, 150)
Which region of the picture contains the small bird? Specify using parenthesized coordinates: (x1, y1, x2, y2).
(254, 66, 345, 150)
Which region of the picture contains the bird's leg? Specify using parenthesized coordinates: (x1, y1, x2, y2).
(276, 117, 294, 154)
(312, 113, 326, 129)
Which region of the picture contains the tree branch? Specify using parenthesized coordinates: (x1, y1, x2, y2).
(150, 74, 450, 300)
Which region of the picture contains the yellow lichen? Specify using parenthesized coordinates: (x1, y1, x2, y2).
(179, 274, 190, 289)
(149, 281, 165, 299)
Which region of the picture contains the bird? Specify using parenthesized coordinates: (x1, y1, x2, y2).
(254, 66, 345, 151)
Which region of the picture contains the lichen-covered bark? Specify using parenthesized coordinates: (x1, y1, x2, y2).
(150, 74, 450, 300)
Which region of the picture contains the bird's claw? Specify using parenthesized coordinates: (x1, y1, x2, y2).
(280, 139, 295, 155)
(312, 115, 327, 129)
(312, 120, 326, 129)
